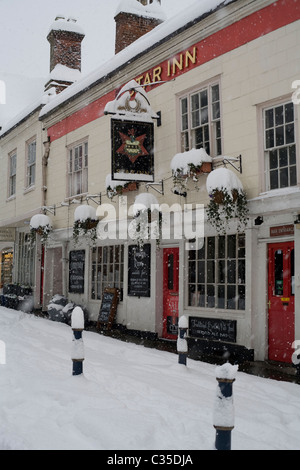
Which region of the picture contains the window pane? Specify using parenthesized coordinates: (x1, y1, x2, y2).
(269, 150, 278, 169)
(285, 123, 294, 144)
(266, 129, 274, 149)
(265, 109, 274, 129)
(280, 167, 289, 188)
(279, 148, 288, 167)
(270, 169, 278, 189)
(275, 106, 284, 126)
(227, 260, 236, 284)
(227, 285, 236, 309)
(285, 103, 294, 123)
(290, 166, 297, 186)
(289, 145, 296, 165)
(275, 126, 284, 146)
(227, 235, 236, 258)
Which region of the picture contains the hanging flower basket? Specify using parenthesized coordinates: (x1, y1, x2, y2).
(131, 193, 162, 248)
(106, 175, 138, 199)
(73, 205, 98, 244)
(171, 148, 212, 193)
(30, 214, 52, 245)
(206, 168, 249, 233)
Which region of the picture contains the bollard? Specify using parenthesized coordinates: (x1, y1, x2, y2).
(213, 363, 238, 451)
(177, 316, 188, 366)
(292, 345, 300, 376)
(71, 307, 85, 376)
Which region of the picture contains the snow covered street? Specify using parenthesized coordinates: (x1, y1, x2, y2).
(0, 307, 300, 451)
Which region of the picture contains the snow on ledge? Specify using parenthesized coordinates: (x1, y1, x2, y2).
(48, 64, 81, 84)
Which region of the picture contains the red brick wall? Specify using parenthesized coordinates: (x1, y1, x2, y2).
(47, 30, 84, 72)
(115, 12, 162, 54)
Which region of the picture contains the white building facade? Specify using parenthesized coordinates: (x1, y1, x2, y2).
(1, 0, 300, 363)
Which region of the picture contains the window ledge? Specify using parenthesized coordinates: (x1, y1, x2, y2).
(250, 186, 300, 202)
(6, 195, 16, 202)
(23, 185, 36, 195)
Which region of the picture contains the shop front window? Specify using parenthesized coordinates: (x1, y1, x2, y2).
(188, 234, 246, 310)
(91, 245, 124, 300)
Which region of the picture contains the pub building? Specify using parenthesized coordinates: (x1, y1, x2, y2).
(0, 0, 300, 364)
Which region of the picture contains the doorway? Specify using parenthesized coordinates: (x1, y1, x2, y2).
(162, 247, 179, 339)
(268, 242, 295, 362)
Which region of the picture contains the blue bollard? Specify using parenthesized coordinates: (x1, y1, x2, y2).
(71, 307, 85, 376)
(213, 363, 238, 451)
(177, 316, 188, 366)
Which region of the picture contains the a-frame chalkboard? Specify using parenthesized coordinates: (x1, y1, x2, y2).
(97, 288, 119, 331)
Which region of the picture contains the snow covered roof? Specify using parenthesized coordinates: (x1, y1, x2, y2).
(115, 0, 167, 21)
(39, 0, 234, 119)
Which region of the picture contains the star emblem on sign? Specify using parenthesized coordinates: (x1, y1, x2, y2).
(117, 128, 149, 163)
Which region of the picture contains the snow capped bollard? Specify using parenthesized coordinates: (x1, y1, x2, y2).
(177, 316, 188, 366)
(213, 362, 238, 451)
(71, 307, 85, 376)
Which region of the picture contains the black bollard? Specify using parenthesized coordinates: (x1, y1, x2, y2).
(177, 316, 188, 366)
(213, 363, 238, 451)
(71, 307, 85, 376)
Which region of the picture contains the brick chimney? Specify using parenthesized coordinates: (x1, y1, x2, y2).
(115, 0, 165, 54)
(44, 16, 85, 94)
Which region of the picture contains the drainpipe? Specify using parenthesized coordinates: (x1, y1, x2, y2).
(42, 136, 51, 208)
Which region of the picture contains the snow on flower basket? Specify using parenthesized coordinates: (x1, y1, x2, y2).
(30, 214, 52, 245)
(105, 175, 138, 199)
(73, 205, 98, 245)
(170, 148, 212, 194)
(206, 168, 249, 234)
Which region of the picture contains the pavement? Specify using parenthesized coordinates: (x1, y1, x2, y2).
(88, 325, 300, 385)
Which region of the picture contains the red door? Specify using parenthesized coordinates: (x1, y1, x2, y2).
(163, 248, 179, 339)
(268, 242, 295, 362)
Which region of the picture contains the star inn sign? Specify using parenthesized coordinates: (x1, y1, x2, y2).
(105, 80, 157, 182)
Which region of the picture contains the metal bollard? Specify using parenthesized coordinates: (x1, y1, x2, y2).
(177, 316, 188, 366)
(213, 363, 238, 451)
(71, 307, 85, 376)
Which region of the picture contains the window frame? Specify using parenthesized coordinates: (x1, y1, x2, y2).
(90, 245, 124, 301)
(259, 96, 299, 193)
(8, 150, 17, 198)
(26, 137, 37, 189)
(178, 77, 223, 157)
(67, 139, 88, 198)
(186, 233, 246, 312)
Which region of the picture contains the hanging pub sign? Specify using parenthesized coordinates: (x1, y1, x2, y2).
(111, 119, 154, 182)
(105, 79, 158, 183)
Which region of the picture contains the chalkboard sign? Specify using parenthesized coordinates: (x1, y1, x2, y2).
(97, 288, 119, 330)
(69, 250, 85, 294)
(189, 317, 237, 343)
(128, 244, 151, 297)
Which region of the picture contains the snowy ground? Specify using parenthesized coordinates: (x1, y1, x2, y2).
(0, 307, 300, 451)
